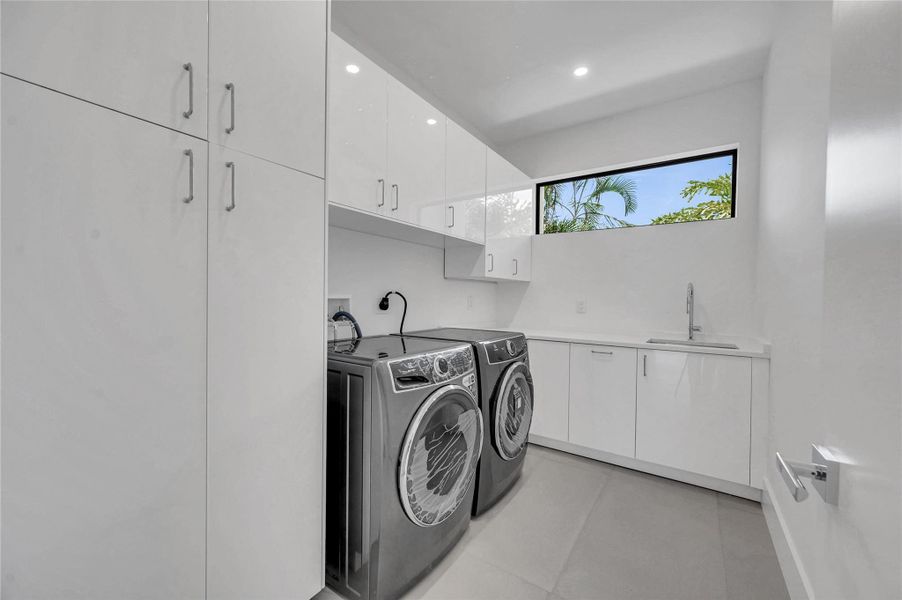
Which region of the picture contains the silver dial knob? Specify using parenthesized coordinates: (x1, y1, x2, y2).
(505, 340, 516, 356)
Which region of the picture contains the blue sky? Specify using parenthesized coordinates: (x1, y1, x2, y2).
(544, 155, 733, 227)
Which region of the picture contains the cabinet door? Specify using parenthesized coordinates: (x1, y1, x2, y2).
(1, 76, 207, 598)
(207, 146, 325, 600)
(445, 120, 487, 243)
(569, 345, 637, 457)
(328, 34, 388, 215)
(386, 77, 445, 229)
(210, 0, 326, 176)
(486, 149, 534, 238)
(527, 340, 570, 441)
(1, 1, 208, 138)
(636, 350, 751, 485)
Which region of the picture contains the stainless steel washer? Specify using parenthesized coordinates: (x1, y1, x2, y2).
(325, 335, 483, 600)
(400, 329, 534, 516)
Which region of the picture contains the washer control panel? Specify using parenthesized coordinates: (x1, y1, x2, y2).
(388, 345, 476, 392)
(483, 335, 527, 364)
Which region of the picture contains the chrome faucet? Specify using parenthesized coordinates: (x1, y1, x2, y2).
(687, 282, 702, 340)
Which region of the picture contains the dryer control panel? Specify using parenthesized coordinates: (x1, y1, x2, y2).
(483, 335, 528, 364)
(388, 345, 476, 393)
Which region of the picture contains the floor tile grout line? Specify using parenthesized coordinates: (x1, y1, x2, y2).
(546, 466, 615, 598)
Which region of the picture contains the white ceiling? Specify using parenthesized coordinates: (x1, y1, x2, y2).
(332, 1, 783, 146)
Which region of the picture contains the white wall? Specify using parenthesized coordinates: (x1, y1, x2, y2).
(496, 79, 763, 338)
(327, 226, 497, 336)
(758, 2, 902, 598)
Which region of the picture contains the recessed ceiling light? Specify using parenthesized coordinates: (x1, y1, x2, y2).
(426, 118, 438, 125)
(345, 64, 360, 74)
(573, 66, 589, 77)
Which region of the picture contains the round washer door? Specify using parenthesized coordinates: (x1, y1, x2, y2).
(493, 361, 534, 461)
(399, 384, 484, 527)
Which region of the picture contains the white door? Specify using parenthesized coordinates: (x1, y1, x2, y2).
(1, 76, 207, 599)
(636, 350, 751, 485)
(486, 149, 534, 238)
(527, 340, 570, 442)
(569, 344, 638, 457)
(445, 120, 486, 243)
(327, 33, 388, 215)
(210, 0, 326, 176)
(207, 146, 325, 600)
(1, 1, 208, 138)
(386, 77, 445, 229)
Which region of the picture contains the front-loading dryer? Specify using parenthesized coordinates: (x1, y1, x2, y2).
(326, 335, 483, 600)
(400, 329, 534, 516)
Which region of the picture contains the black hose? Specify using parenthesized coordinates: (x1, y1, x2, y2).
(381, 291, 408, 335)
(332, 310, 362, 339)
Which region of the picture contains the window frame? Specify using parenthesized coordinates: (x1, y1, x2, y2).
(534, 148, 739, 234)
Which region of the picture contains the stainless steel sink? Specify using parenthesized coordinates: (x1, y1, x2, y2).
(646, 338, 740, 350)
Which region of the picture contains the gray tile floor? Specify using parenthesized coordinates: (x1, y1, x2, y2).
(319, 444, 790, 600)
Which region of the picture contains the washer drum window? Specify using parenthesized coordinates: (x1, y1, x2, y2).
(399, 385, 484, 527)
(494, 362, 534, 461)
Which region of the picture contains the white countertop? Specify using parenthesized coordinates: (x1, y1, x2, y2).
(491, 327, 771, 359)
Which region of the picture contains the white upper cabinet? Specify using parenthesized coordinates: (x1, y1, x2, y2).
(2, 75, 207, 599)
(636, 350, 751, 485)
(445, 120, 487, 243)
(1, 1, 208, 138)
(210, 0, 326, 176)
(207, 146, 325, 600)
(386, 77, 446, 230)
(486, 148, 535, 238)
(568, 344, 638, 458)
(328, 34, 389, 215)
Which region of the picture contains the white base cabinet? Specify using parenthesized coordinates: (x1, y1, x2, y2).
(527, 340, 570, 441)
(636, 350, 751, 486)
(568, 344, 637, 458)
(207, 146, 325, 600)
(527, 336, 763, 492)
(1, 75, 208, 599)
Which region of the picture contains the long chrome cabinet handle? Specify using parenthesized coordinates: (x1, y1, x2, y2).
(448, 205, 455, 228)
(642, 354, 647, 376)
(512, 258, 518, 276)
(225, 161, 236, 211)
(378, 179, 385, 207)
(591, 350, 613, 356)
(225, 83, 235, 133)
(182, 63, 194, 118)
(183, 149, 194, 203)
(391, 184, 399, 211)
(487, 253, 494, 272)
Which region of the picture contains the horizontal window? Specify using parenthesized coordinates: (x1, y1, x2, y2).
(537, 149, 737, 234)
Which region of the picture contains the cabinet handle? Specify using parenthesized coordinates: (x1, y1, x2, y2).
(591, 350, 613, 356)
(448, 205, 455, 228)
(513, 258, 518, 276)
(183, 149, 194, 204)
(182, 63, 194, 118)
(378, 179, 385, 207)
(642, 354, 647, 376)
(225, 161, 236, 211)
(487, 253, 494, 272)
(391, 184, 399, 211)
(225, 83, 236, 134)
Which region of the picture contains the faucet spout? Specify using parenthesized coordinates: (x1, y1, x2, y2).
(687, 282, 702, 340)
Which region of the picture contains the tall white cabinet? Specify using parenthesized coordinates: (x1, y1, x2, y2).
(207, 148, 325, 600)
(1, 3, 327, 599)
(2, 74, 209, 600)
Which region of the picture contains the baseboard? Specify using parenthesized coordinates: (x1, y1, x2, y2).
(529, 434, 762, 501)
(761, 477, 813, 600)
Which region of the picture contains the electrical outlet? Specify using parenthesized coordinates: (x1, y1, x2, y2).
(576, 298, 587, 314)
